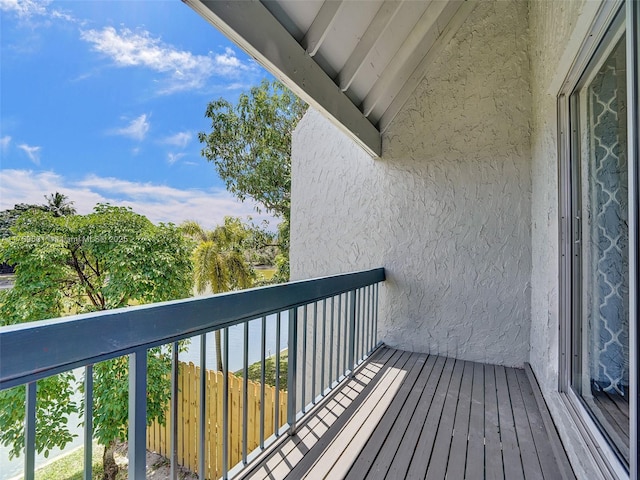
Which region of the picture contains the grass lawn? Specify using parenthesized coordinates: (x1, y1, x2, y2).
(26, 443, 110, 480)
(22, 443, 195, 480)
(255, 267, 276, 281)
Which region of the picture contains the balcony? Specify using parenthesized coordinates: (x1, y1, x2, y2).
(0, 268, 574, 479)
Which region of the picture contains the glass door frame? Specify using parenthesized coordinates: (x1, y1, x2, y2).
(558, 1, 639, 478)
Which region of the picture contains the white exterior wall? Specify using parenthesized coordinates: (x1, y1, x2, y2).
(291, 0, 532, 367)
(528, 1, 608, 477)
(291, 0, 615, 476)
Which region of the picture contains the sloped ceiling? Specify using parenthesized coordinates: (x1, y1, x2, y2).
(185, 0, 476, 157)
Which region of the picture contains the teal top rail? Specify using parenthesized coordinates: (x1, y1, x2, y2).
(0, 268, 385, 390)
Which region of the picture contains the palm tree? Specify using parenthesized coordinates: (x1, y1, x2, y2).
(44, 192, 76, 217)
(182, 217, 255, 371)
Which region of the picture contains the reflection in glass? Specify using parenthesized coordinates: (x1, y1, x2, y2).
(573, 35, 629, 465)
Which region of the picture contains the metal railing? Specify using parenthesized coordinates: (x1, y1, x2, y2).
(0, 268, 384, 480)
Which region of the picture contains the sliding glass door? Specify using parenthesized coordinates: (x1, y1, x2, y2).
(566, 5, 633, 470)
(571, 30, 629, 464)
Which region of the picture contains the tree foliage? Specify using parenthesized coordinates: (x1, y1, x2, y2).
(44, 192, 76, 217)
(0, 203, 44, 239)
(199, 80, 307, 281)
(182, 217, 255, 296)
(182, 217, 256, 372)
(0, 192, 75, 239)
(0, 204, 193, 479)
(237, 350, 288, 391)
(199, 80, 306, 220)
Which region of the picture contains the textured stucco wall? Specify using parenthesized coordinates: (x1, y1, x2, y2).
(528, 1, 605, 478)
(291, 0, 532, 367)
(528, 0, 586, 395)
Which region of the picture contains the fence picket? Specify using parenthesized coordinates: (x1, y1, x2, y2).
(147, 361, 288, 479)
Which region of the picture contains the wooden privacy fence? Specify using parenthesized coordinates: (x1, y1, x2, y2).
(147, 361, 288, 480)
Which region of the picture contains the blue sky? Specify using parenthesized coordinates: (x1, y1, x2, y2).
(0, 0, 276, 228)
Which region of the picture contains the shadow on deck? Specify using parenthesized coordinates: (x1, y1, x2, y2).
(239, 346, 575, 480)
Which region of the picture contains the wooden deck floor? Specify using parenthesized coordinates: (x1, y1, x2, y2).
(240, 347, 575, 480)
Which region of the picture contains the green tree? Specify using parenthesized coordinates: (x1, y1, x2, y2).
(0, 204, 193, 480)
(0, 203, 45, 239)
(1, 193, 75, 240)
(44, 191, 76, 217)
(198, 80, 307, 281)
(237, 350, 288, 390)
(182, 217, 255, 371)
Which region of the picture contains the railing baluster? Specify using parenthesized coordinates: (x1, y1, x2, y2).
(367, 285, 372, 352)
(128, 349, 147, 480)
(24, 381, 36, 480)
(242, 322, 249, 464)
(336, 295, 341, 383)
(287, 307, 298, 434)
(358, 288, 366, 363)
(312, 302, 317, 403)
(302, 304, 307, 412)
(170, 342, 179, 480)
(260, 315, 266, 448)
(349, 290, 357, 376)
(362, 286, 367, 354)
(222, 327, 229, 479)
(343, 293, 348, 376)
(375, 283, 379, 346)
(329, 297, 335, 387)
(84, 365, 93, 480)
(275, 312, 281, 435)
(199, 334, 206, 480)
(321, 299, 327, 394)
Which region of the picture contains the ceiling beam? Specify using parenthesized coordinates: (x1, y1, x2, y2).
(378, 0, 477, 134)
(338, 0, 403, 92)
(302, 0, 345, 57)
(363, 0, 460, 120)
(184, 0, 381, 157)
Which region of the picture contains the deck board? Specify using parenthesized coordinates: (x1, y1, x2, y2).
(445, 360, 474, 480)
(238, 348, 575, 480)
(405, 356, 455, 479)
(344, 353, 430, 479)
(308, 351, 414, 479)
(381, 356, 447, 479)
(495, 365, 525, 480)
(464, 362, 486, 480)
(423, 359, 464, 480)
(506, 367, 544, 480)
(484, 364, 504, 480)
(516, 368, 564, 479)
(242, 347, 395, 480)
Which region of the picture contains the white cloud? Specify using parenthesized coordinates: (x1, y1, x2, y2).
(110, 114, 150, 141)
(0, 0, 77, 23)
(17, 143, 41, 165)
(80, 27, 256, 94)
(0, 0, 49, 18)
(0, 170, 277, 229)
(163, 131, 192, 149)
(167, 152, 186, 165)
(0, 135, 11, 152)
